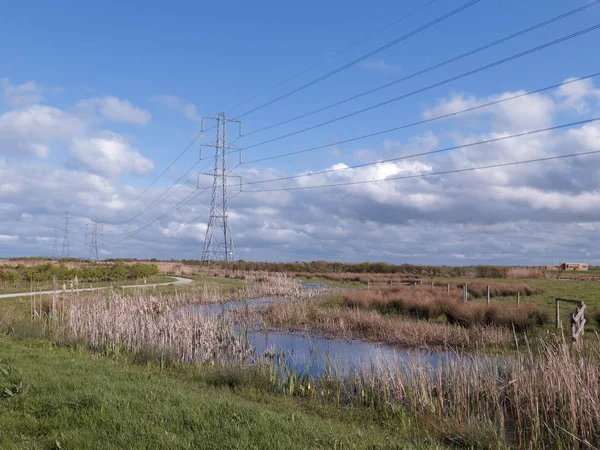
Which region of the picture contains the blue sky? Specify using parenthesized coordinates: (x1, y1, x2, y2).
(1, 0, 600, 264)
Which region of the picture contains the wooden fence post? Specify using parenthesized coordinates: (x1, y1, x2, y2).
(486, 285, 490, 305)
(447, 283, 450, 295)
(463, 284, 468, 303)
(431, 281, 434, 288)
(555, 298, 560, 328)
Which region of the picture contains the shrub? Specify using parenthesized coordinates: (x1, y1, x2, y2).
(474, 266, 508, 279)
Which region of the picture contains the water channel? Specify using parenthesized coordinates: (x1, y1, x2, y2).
(190, 296, 465, 377)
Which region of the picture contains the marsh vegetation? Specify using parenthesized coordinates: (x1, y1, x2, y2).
(2, 265, 600, 448)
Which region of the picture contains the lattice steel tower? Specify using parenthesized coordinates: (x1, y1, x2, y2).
(86, 218, 103, 262)
(199, 112, 242, 263)
(61, 211, 70, 258)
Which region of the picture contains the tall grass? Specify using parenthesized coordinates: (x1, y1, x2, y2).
(256, 298, 513, 349)
(343, 286, 548, 331)
(42, 273, 317, 364)
(246, 335, 600, 448)
(50, 290, 245, 364)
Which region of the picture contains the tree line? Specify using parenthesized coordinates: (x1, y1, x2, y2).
(0, 262, 158, 284)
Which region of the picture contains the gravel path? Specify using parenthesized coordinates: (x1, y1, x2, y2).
(0, 276, 193, 299)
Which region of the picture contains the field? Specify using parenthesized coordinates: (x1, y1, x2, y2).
(1, 261, 600, 448)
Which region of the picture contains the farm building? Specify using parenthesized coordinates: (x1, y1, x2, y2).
(557, 263, 588, 271)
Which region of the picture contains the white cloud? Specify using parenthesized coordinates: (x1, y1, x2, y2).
(78, 96, 151, 125)
(423, 90, 555, 132)
(16, 142, 49, 159)
(1, 78, 61, 108)
(0, 105, 86, 142)
(150, 94, 201, 122)
(69, 133, 154, 177)
(4, 76, 600, 264)
(556, 77, 600, 113)
(0, 105, 86, 158)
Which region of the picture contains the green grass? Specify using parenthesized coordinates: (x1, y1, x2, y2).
(425, 277, 600, 334)
(0, 337, 441, 449)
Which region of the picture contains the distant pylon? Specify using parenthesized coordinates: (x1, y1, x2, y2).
(199, 111, 242, 263)
(86, 218, 103, 262)
(61, 211, 70, 258)
(51, 226, 59, 260)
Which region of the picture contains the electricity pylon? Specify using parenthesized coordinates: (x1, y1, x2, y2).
(51, 226, 59, 260)
(86, 218, 103, 262)
(61, 211, 70, 258)
(199, 112, 242, 263)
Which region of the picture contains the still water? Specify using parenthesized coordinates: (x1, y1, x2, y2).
(191, 297, 460, 376)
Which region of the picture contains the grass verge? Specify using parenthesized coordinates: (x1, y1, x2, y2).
(0, 337, 441, 449)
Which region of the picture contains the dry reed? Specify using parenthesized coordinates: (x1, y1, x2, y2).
(257, 299, 512, 349)
(343, 286, 547, 331)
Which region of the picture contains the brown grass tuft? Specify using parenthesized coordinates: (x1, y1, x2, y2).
(343, 286, 547, 331)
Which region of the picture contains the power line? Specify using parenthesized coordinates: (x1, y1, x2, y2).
(241, 23, 600, 151)
(111, 159, 206, 226)
(244, 0, 600, 137)
(243, 149, 600, 193)
(104, 133, 203, 222)
(235, 0, 483, 119)
(223, 72, 599, 166)
(226, 0, 439, 112)
(237, 114, 600, 189)
(106, 187, 211, 246)
(105, 161, 242, 246)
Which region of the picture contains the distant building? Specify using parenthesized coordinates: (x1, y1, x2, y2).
(557, 263, 588, 271)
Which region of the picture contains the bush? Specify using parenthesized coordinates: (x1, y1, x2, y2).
(0, 262, 159, 285)
(475, 266, 508, 279)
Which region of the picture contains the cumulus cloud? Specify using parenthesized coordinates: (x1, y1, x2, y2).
(423, 90, 555, 132)
(78, 96, 151, 125)
(0, 105, 86, 142)
(556, 77, 600, 113)
(0, 105, 86, 158)
(4, 76, 600, 264)
(69, 133, 154, 177)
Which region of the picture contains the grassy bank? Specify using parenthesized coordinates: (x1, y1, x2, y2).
(0, 337, 438, 449)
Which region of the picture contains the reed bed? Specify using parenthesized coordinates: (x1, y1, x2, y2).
(459, 281, 543, 298)
(343, 286, 547, 331)
(256, 299, 513, 349)
(51, 289, 246, 364)
(42, 273, 317, 364)
(251, 335, 600, 448)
